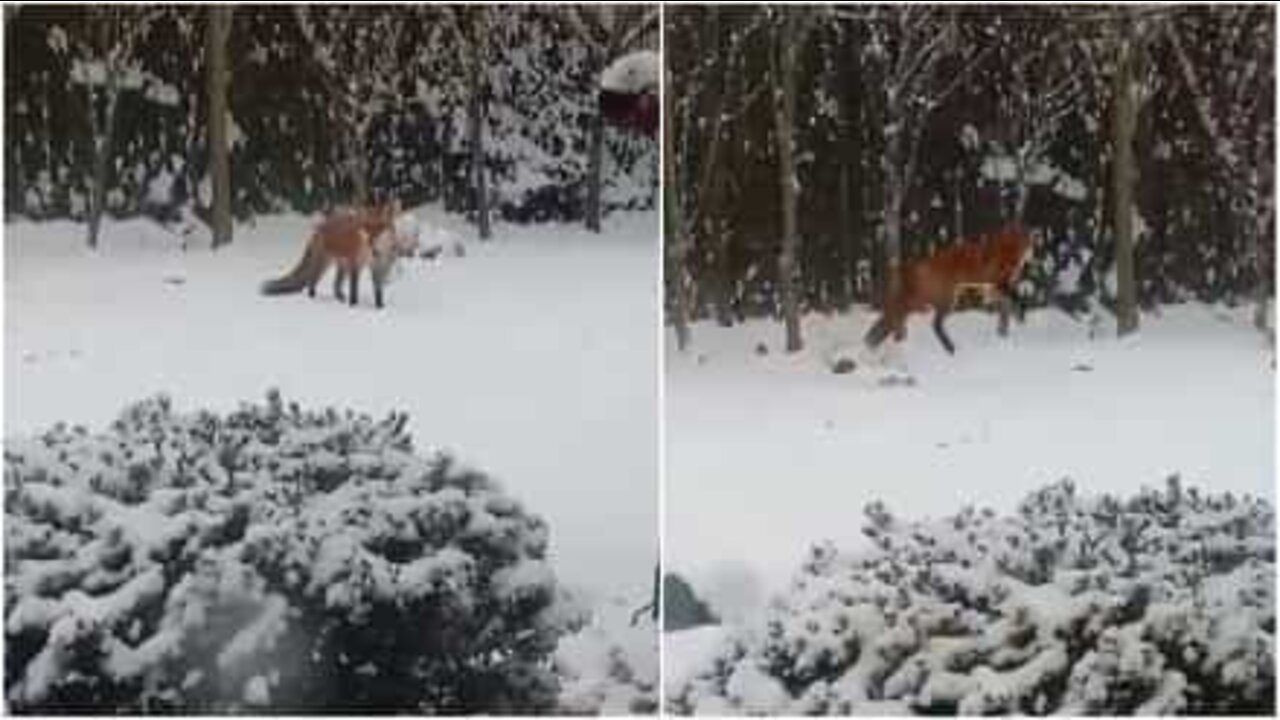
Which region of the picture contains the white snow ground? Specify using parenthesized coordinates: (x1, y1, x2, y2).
(665, 304, 1274, 614)
(4, 205, 659, 618)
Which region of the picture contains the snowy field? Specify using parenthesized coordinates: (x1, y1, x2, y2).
(666, 304, 1275, 616)
(5, 205, 659, 612)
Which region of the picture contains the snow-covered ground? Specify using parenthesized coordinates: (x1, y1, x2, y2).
(665, 304, 1274, 613)
(5, 205, 658, 615)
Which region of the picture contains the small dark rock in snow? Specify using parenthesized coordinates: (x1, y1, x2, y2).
(1072, 363, 1093, 372)
(831, 357, 857, 374)
(755, 342, 769, 356)
(877, 373, 916, 387)
(420, 244, 444, 260)
(162, 275, 186, 286)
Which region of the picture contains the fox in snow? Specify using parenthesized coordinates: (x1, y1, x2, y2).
(865, 224, 1034, 354)
(260, 201, 415, 309)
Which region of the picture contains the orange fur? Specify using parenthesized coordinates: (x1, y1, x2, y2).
(866, 225, 1033, 354)
(261, 202, 402, 308)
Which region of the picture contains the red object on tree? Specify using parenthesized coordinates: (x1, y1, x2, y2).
(601, 88, 657, 137)
(599, 50, 658, 138)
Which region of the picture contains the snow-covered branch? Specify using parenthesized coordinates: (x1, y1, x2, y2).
(1166, 20, 1246, 173)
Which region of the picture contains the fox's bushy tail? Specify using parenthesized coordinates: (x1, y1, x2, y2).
(260, 240, 326, 295)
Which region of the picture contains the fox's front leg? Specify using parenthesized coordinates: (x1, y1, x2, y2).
(333, 267, 347, 301)
(348, 266, 360, 306)
(933, 301, 957, 355)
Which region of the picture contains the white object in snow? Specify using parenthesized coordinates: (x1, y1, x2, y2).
(600, 50, 659, 94)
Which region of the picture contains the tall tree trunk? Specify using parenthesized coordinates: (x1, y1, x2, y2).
(1013, 154, 1030, 225)
(882, 106, 905, 314)
(837, 33, 863, 310)
(835, 38, 860, 312)
(693, 10, 733, 325)
(467, 9, 491, 240)
(1111, 34, 1139, 336)
(1254, 207, 1272, 333)
(664, 63, 691, 351)
(705, 11, 737, 326)
(952, 169, 964, 239)
(585, 108, 604, 232)
(87, 117, 108, 249)
(772, 16, 802, 353)
(87, 80, 118, 250)
(207, 5, 233, 248)
(837, 160, 852, 309)
(350, 121, 369, 205)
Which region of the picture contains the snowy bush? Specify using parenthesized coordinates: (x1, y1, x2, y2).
(667, 478, 1274, 715)
(5, 391, 573, 713)
(555, 606, 658, 715)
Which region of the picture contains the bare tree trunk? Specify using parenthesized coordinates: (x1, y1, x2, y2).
(837, 160, 852, 309)
(351, 122, 369, 205)
(839, 34, 864, 309)
(691, 10, 734, 325)
(1013, 154, 1030, 225)
(703, 11, 738, 326)
(664, 63, 691, 351)
(1111, 34, 1139, 336)
(772, 15, 802, 353)
(1255, 207, 1272, 333)
(467, 9, 491, 240)
(586, 109, 604, 232)
(87, 93, 106, 249)
(88, 77, 119, 250)
(882, 115, 904, 313)
(207, 5, 233, 248)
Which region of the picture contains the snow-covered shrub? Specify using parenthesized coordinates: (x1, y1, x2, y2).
(5, 391, 572, 713)
(555, 603, 658, 715)
(667, 478, 1274, 715)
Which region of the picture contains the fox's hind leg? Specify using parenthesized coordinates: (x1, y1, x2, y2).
(933, 303, 956, 354)
(996, 282, 1024, 336)
(864, 314, 892, 349)
(370, 264, 388, 309)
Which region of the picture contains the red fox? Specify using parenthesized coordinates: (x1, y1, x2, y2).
(865, 225, 1034, 354)
(260, 201, 414, 309)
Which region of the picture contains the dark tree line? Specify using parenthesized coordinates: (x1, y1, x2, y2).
(4, 5, 657, 243)
(665, 5, 1274, 350)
